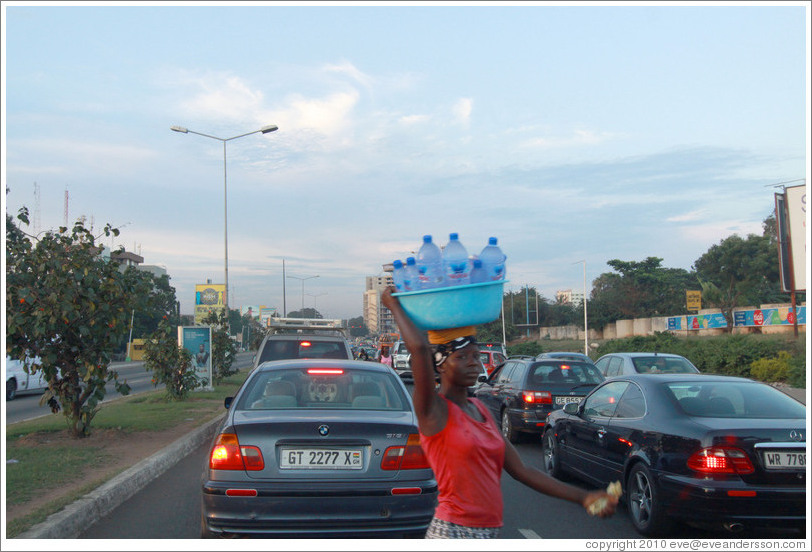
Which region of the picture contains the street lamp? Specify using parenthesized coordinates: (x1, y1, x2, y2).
(170, 123, 279, 318)
(287, 274, 319, 314)
(307, 291, 328, 313)
(573, 260, 588, 355)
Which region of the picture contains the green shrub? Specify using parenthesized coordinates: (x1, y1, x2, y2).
(507, 341, 546, 357)
(749, 351, 792, 383)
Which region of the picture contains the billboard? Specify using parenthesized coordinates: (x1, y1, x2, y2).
(195, 284, 226, 325)
(785, 185, 806, 291)
(668, 306, 806, 330)
(178, 326, 213, 391)
(241, 305, 261, 320)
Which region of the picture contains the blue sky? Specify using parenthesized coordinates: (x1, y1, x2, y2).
(3, 2, 809, 321)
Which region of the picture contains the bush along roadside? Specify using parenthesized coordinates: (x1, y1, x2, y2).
(594, 332, 806, 387)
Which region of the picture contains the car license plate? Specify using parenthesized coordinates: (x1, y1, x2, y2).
(280, 448, 363, 469)
(555, 396, 582, 406)
(762, 450, 806, 470)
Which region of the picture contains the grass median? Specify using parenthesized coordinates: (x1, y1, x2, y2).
(5, 369, 250, 538)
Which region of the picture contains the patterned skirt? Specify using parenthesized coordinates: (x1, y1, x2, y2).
(424, 517, 502, 539)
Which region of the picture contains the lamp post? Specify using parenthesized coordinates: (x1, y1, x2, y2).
(307, 291, 328, 315)
(573, 260, 588, 355)
(171, 123, 278, 319)
(287, 274, 319, 314)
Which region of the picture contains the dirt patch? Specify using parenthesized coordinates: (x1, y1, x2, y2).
(7, 418, 208, 524)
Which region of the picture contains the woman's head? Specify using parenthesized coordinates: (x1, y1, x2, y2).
(428, 327, 482, 387)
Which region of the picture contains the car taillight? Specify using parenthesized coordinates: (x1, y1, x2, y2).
(687, 446, 754, 475)
(306, 368, 344, 375)
(381, 434, 430, 470)
(209, 433, 265, 471)
(523, 391, 552, 404)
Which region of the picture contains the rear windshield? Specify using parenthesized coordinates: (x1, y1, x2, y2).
(259, 339, 349, 363)
(632, 356, 696, 374)
(395, 343, 409, 354)
(238, 367, 409, 411)
(528, 361, 604, 385)
(667, 381, 806, 419)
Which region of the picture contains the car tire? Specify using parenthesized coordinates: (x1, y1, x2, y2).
(541, 429, 565, 479)
(501, 408, 521, 444)
(627, 463, 674, 537)
(7, 379, 17, 401)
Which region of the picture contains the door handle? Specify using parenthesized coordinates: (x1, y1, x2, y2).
(597, 427, 607, 438)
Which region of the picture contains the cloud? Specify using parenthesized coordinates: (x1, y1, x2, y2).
(452, 98, 473, 125)
(399, 114, 430, 125)
(322, 60, 375, 89)
(520, 128, 617, 149)
(667, 209, 708, 223)
(179, 75, 266, 121)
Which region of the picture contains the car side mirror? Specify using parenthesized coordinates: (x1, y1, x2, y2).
(224, 396, 233, 409)
(478, 375, 487, 383)
(563, 402, 580, 415)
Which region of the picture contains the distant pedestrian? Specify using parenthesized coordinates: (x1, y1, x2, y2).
(357, 348, 369, 361)
(378, 346, 392, 367)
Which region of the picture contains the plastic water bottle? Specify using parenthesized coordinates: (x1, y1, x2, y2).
(392, 260, 407, 292)
(470, 258, 488, 284)
(416, 235, 444, 289)
(404, 256, 419, 291)
(479, 237, 506, 281)
(443, 233, 471, 285)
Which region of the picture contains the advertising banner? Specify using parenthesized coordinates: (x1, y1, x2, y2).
(668, 306, 806, 330)
(195, 284, 226, 325)
(686, 290, 701, 312)
(241, 305, 261, 320)
(178, 326, 213, 391)
(785, 185, 807, 291)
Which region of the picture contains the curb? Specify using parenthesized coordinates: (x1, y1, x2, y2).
(16, 413, 226, 539)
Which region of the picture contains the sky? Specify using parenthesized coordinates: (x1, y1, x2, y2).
(2, 1, 809, 322)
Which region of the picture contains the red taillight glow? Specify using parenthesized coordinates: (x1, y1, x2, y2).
(561, 364, 570, 370)
(226, 489, 258, 497)
(301, 341, 312, 347)
(381, 434, 430, 470)
(523, 390, 552, 404)
(209, 433, 265, 471)
(306, 368, 344, 375)
(727, 490, 757, 497)
(687, 447, 754, 475)
(391, 487, 423, 495)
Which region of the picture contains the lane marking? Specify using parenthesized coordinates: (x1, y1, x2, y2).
(519, 528, 542, 539)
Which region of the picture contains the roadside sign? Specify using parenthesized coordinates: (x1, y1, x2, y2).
(686, 290, 701, 312)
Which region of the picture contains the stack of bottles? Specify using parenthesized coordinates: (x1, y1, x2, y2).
(392, 233, 506, 293)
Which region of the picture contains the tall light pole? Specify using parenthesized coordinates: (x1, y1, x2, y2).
(287, 274, 319, 314)
(307, 291, 328, 313)
(171, 123, 278, 320)
(573, 260, 588, 355)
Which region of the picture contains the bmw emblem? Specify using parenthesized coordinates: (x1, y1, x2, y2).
(318, 425, 329, 436)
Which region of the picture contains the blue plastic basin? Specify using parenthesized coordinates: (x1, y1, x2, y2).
(393, 280, 508, 330)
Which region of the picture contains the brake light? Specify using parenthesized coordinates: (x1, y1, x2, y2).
(301, 341, 312, 347)
(209, 433, 265, 471)
(523, 391, 552, 404)
(381, 434, 430, 470)
(687, 446, 754, 475)
(306, 368, 344, 375)
(561, 364, 570, 370)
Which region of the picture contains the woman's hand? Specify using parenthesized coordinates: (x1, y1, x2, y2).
(380, 286, 399, 312)
(582, 490, 619, 518)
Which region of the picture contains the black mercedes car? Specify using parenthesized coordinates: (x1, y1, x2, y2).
(541, 374, 806, 536)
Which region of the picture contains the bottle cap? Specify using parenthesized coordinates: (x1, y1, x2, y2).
(450, 233, 459, 240)
(473, 259, 483, 268)
(423, 235, 432, 243)
(406, 257, 416, 265)
(393, 259, 403, 268)
(489, 237, 498, 245)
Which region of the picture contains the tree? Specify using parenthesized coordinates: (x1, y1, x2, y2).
(143, 318, 202, 400)
(6, 209, 147, 437)
(201, 309, 238, 383)
(588, 257, 698, 329)
(693, 230, 786, 330)
(286, 307, 322, 319)
(347, 316, 369, 337)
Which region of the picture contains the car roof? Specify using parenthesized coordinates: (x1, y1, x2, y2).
(600, 352, 686, 358)
(606, 373, 752, 384)
(255, 358, 393, 374)
(263, 334, 348, 342)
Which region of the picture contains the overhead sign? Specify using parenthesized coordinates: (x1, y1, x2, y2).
(686, 290, 701, 312)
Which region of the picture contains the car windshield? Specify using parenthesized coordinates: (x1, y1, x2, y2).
(632, 356, 696, 374)
(528, 361, 603, 385)
(238, 367, 410, 411)
(259, 339, 348, 362)
(395, 343, 409, 354)
(666, 381, 806, 419)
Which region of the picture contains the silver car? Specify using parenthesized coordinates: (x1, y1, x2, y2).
(201, 359, 437, 538)
(594, 352, 700, 378)
(391, 341, 412, 380)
